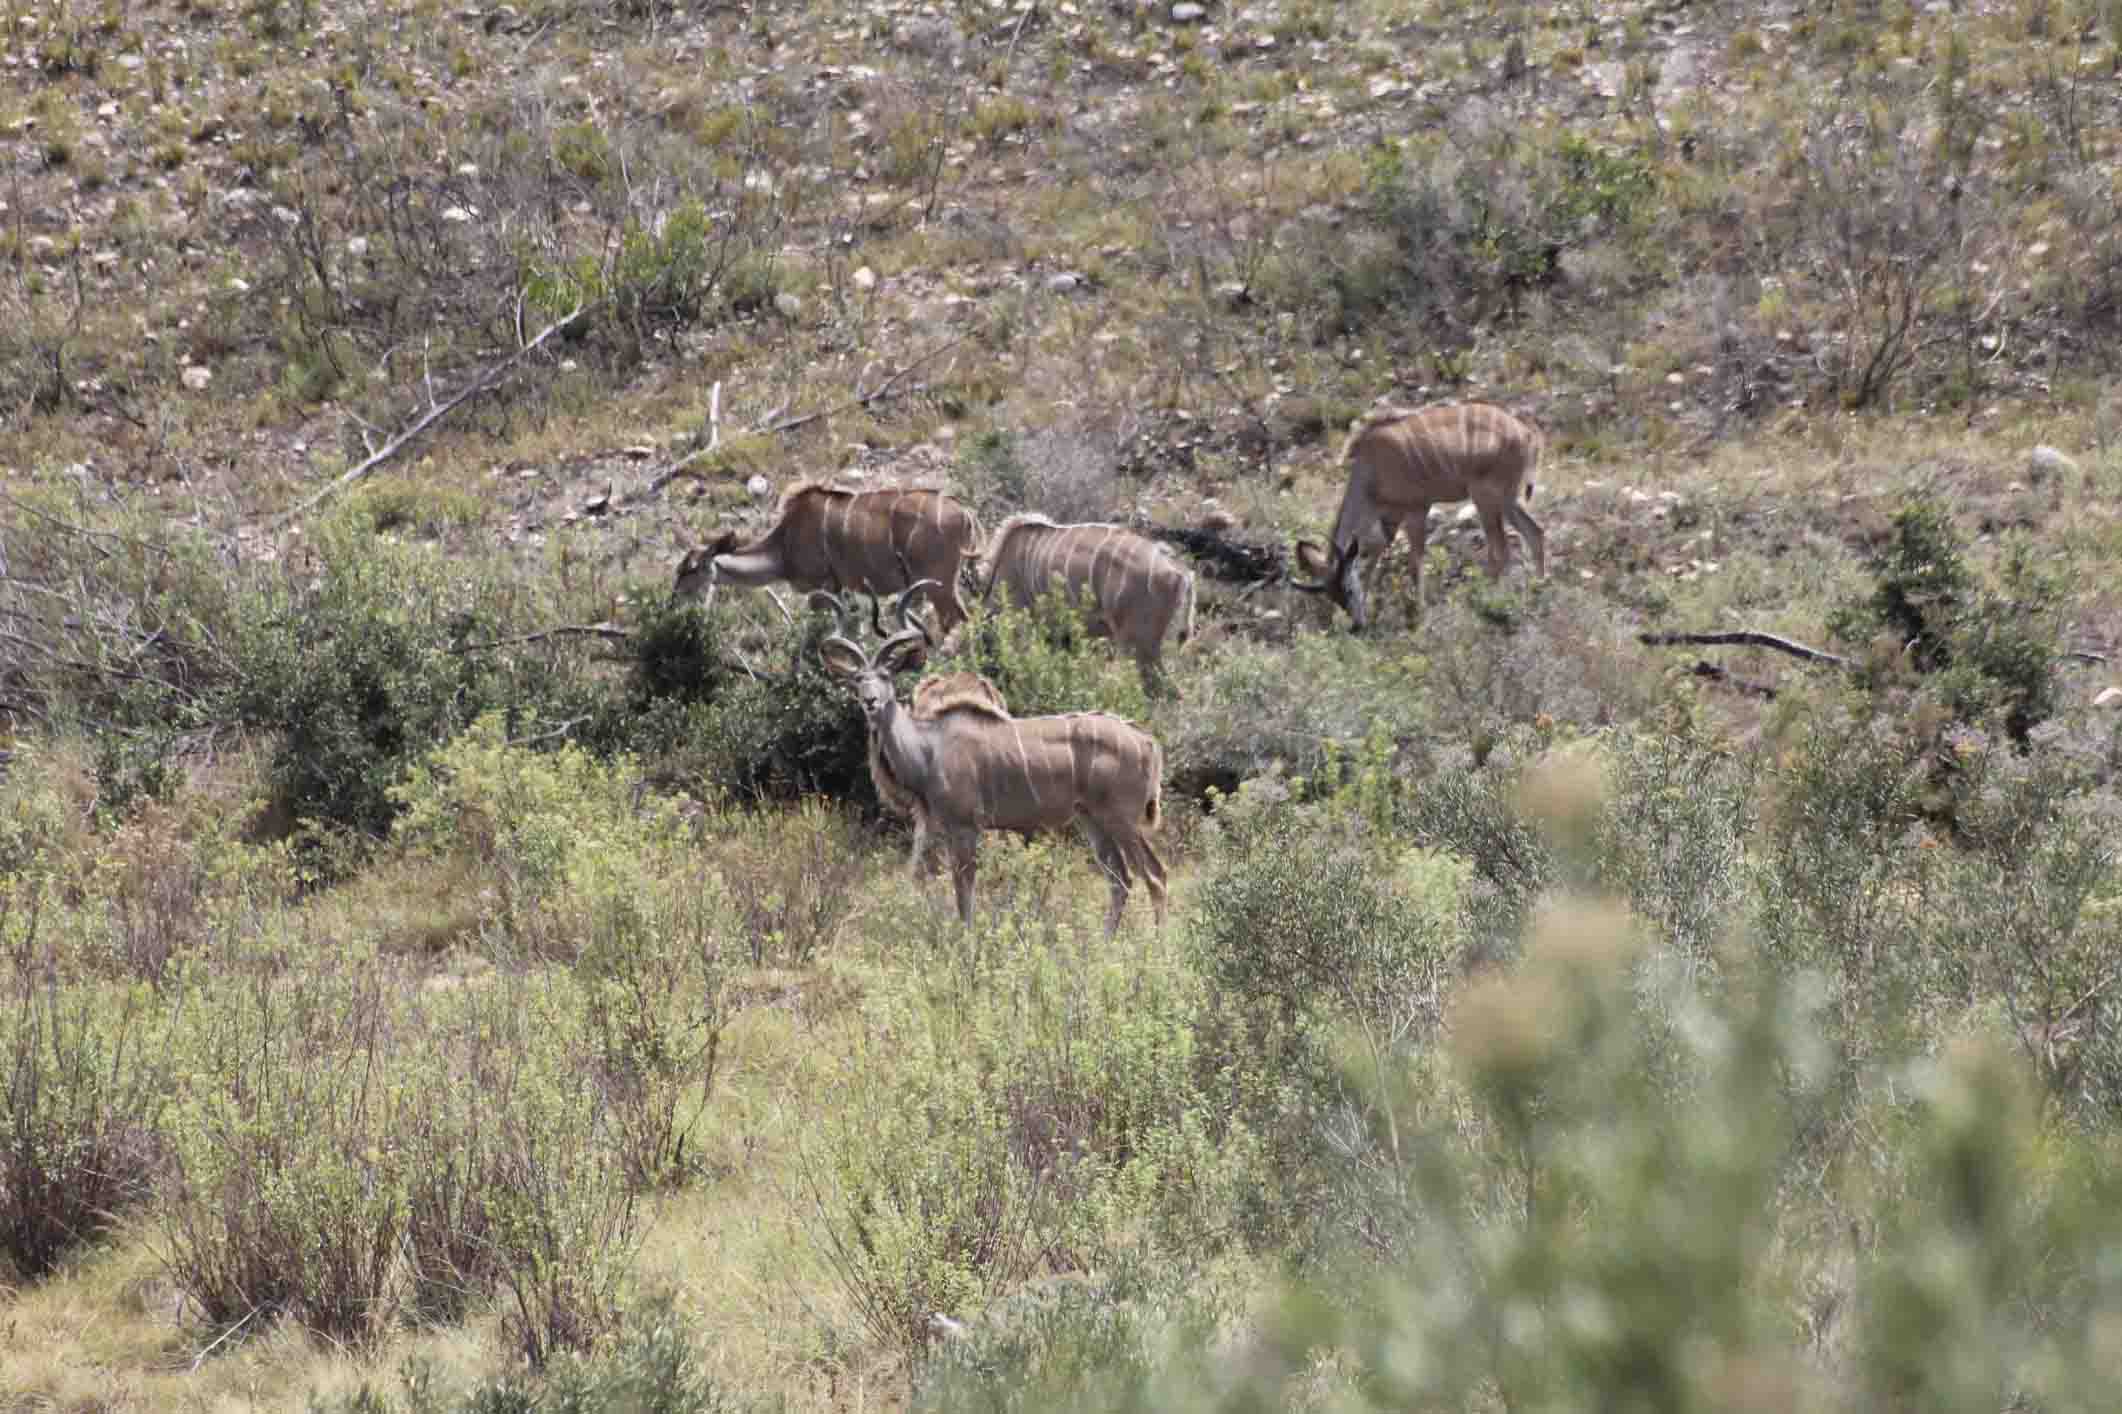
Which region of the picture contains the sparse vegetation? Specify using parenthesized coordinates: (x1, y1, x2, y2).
(4, 0, 2122, 1408)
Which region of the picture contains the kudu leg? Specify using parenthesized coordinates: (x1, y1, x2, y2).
(1404, 514, 1432, 622)
(1125, 833, 1169, 930)
(1478, 502, 1512, 579)
(1083, 821, 1134, 938)
(947, 832, 980, 926)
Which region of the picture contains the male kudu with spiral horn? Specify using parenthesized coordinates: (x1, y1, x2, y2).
(815, 583, 1168, 937)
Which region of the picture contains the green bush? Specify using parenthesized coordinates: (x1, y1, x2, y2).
(156, 943, 642, 1357)
(0, 936, 169, 1278)
(800, 907, 1229, 1360)
(941, 591, 1151, 722)
(1829, 496, 2066, 745)
(227, 523, 589, 845)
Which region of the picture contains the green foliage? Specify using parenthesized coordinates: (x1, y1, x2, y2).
(1158, 633, 1426, 801)
(800, 908, 1230, 1361)
(1829, 496, 2066, 744)
(226, 524, 584, 845)
(392, 718, 729, 1187)
(158, 953, 642, 1358)
(308, 1290, 735, 1413)
(943, 592, 1150, 722)
(0, 932, 169, 1278)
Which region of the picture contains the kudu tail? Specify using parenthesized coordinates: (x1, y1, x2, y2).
(1143, 741, 1166, 832)
(1176, 571, 1197, 646)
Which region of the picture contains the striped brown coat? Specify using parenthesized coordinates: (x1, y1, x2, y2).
(1293, 402, 1547, 631)
(818, 598, 1168, 937)
(979, 515, 1196, 688)
(675, 481, 979, 632)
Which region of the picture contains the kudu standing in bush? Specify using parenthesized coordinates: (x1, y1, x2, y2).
(675, 481, 980, 633)
(816, 584, 1169, 936)
(979, 514, 1197, 692)
(1292, 402, 1548, 631)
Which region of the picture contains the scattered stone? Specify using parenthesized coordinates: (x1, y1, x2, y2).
(852, 266, 877, 292)
(441, 205, 474, 222)
(1046, 272, 1082, 293)
(2095, 686, 2122, 710)
(180, 365, 212, 390)
(774, 291, 803, 319)
(746, 474, 772, 501)
(2028, 444, 2077, 482)
(347, 236, 368, 257)
(1171, 2, 1206, 20)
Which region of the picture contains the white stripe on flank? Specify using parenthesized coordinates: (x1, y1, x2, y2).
(1010, 721, 1045, 807)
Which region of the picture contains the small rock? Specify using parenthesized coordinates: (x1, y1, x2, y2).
(582, 483, 613, 516)
(1046, 272, 1082, 293)
(852, 266, 876, 291)
(347, 236, 368, 257)
(180, 365, 212, 390)
(746, 474, 772, 501)
(1453, 504, 1480, 526)
(1171, 2, 1205, 20)
(774, 291, 803, 319)
(2095, 686, 2122, 710)
(2028, 444, 2077, 482)
(441, 205, 474, 222)
(622, 444, 654, 460)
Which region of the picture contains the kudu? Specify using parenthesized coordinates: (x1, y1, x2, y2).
(979, 515, 1196, 690)
(816, 584, 1168, 937)
(1292, 402, 1547, 631)
(675, 481, 980, 633)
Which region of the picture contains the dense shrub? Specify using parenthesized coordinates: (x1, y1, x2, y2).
(226, 523, 589, 844)
(0, 949, 168, 1279)
(938, 591, 1151, 722)
(157, 953, 642, 1359)
(800, 902, 1231, 1360)
(1829, 496, 2066, 745)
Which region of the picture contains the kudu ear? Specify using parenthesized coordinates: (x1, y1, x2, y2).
(818, 637, 868, 680)
(875, 629, 929, 677)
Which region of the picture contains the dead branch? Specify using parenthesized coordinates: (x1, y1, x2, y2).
(1637, 630, 1851, 668)
(445, 623, 633, 654)
(647, 332, 975, 496)
(275, 300, 596, 526)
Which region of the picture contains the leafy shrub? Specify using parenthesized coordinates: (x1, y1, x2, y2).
(713, 799, 872, 968)
(309, 1289, 734, 1413)
(0, 934, 168, 1278)
(800, 910, 1228, 1360)
(940, 591, 1151, 722)
(1828, 497, 2065, 745)
(1158, 633, 1427, 801)
(158, 953, 641, 1359)
(227, 523, 588, 845)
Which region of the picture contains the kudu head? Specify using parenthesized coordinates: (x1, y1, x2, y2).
(816, 580, 939, 722)
(1290, 538, 1368, 631)
(673, 530, 740, 598)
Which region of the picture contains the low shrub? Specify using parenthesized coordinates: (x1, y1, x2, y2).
(799, 908, 1230, 1361)
(0, 936, 169, 1279)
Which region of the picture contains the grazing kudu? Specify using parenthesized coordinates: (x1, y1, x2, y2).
(675, 481, 980, 634)
(979, 515, 1197, 690)
(1292, 402, 1547, 631)
(816, 584, 1169, 937)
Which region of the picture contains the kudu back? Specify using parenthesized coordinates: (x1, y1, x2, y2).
(1292, 402, 1547, 630)
(676, 482, 980, 632)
